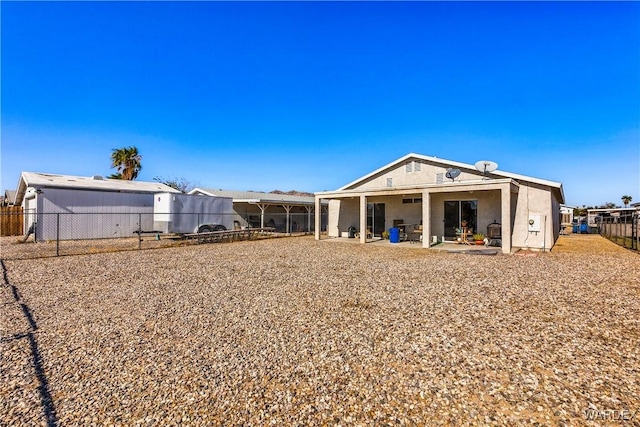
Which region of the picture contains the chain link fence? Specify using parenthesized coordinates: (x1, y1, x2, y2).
(1, 210, 326, 260)
(597, 211, 639, 251)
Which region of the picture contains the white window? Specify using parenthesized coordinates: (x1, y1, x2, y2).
(387, 178, 393, 187)
(414, 161, 421, 172)
(406, 162, 412, 173)
(436, 173, 443, 184)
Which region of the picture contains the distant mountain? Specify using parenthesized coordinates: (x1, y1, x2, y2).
(270, 189, 315, 197)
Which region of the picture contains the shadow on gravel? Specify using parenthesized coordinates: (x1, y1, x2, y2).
(1, 259, 59, 427)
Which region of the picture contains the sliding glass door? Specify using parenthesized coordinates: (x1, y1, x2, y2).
(443, 200, 477, 240)
(367, 203, 385, 237)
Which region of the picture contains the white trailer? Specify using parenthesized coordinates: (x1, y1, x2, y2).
(153, 193, 233, 234)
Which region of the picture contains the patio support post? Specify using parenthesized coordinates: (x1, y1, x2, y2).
(422, 190, 430, 248)
(501, 183, 512, 254)
(314, 197, 321, 240)
(360, 195, 367, 244)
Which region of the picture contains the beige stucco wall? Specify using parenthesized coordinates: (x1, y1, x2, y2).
(511, 183, 556, 250)
(427, 190, 502, 240)
(328, 199, 361, 237)
(329, 195, 424, 237)
(351, 160, 484, 190)
(367, 195, 422, 230)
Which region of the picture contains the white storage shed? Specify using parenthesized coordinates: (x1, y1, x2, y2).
(14, 172, 180, 241)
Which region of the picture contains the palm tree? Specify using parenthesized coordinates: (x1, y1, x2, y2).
(109, 146, 142, 180)
(621, 195, 632, 207)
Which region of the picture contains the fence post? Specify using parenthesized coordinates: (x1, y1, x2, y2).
(636, 213, 639, 251)
(138, 213, 142, 250)
(56, 213, 60, 256)
(625, 215, 629, 248)
(618, 220, 621, 246)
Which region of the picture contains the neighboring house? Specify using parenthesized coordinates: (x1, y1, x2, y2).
(314, 153, 565, 253)
(14, 172, 180, 241)
(587, 207, 637, 226)
(1, 189, 21, 236)
(3, 189, 17, 206)
(559, 204, 575, 225)
(190, 188, 326, 233)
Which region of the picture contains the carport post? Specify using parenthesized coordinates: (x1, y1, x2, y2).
(305, 205, 313, 233)
(256, 203, 268, 229)
(283, 205, 292, 235)
(314, 197, 321, 240)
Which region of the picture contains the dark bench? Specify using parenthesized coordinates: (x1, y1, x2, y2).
(133, 230, 163, 236)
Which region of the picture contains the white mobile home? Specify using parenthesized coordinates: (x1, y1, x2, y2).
(14, 172, 180, 241)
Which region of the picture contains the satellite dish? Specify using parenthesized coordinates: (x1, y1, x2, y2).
(474, 160, 498, 178)
(445, 168, 461, 182)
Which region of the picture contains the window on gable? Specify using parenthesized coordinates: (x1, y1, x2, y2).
(387, 178, 393, 187)
(406, 162, 412, 173)
(414, 161, 421, 171)
(436, 173, 444, 184)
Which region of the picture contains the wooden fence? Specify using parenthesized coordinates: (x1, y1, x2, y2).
(1, 206, 23, 236)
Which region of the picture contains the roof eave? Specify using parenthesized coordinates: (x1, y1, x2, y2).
(317, 178, 518, 197)
(338, 153, 564, 194)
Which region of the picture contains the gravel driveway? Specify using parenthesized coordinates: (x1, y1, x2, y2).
(2, 235, 639, 425)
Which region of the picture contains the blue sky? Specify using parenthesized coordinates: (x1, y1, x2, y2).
(2, 1, 639, 207)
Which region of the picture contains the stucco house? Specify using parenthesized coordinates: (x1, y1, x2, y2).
(314, 153, 565, 253)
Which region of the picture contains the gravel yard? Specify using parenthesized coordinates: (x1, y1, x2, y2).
(2, 235, 639, 425)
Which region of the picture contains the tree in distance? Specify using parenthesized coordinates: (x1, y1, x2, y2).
(109, 146, 142, 180)
(154, 176, 195, 193)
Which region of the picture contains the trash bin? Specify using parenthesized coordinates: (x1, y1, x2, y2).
(348, 226, 357, 238)
(572, 224, 579, 233)
(580, 222, 588, 234)
(389, 227, 400, 243)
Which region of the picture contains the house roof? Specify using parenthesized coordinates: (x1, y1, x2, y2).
(15, 172, 180, 205)
(338, 153, 565, 203)
(3, 189, 17, 205)
(191, 188, 317, 206)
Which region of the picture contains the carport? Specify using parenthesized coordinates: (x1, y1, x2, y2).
(190, 188, 327, 234)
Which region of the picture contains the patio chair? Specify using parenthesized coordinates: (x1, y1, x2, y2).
(410, 224, 423, 243)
